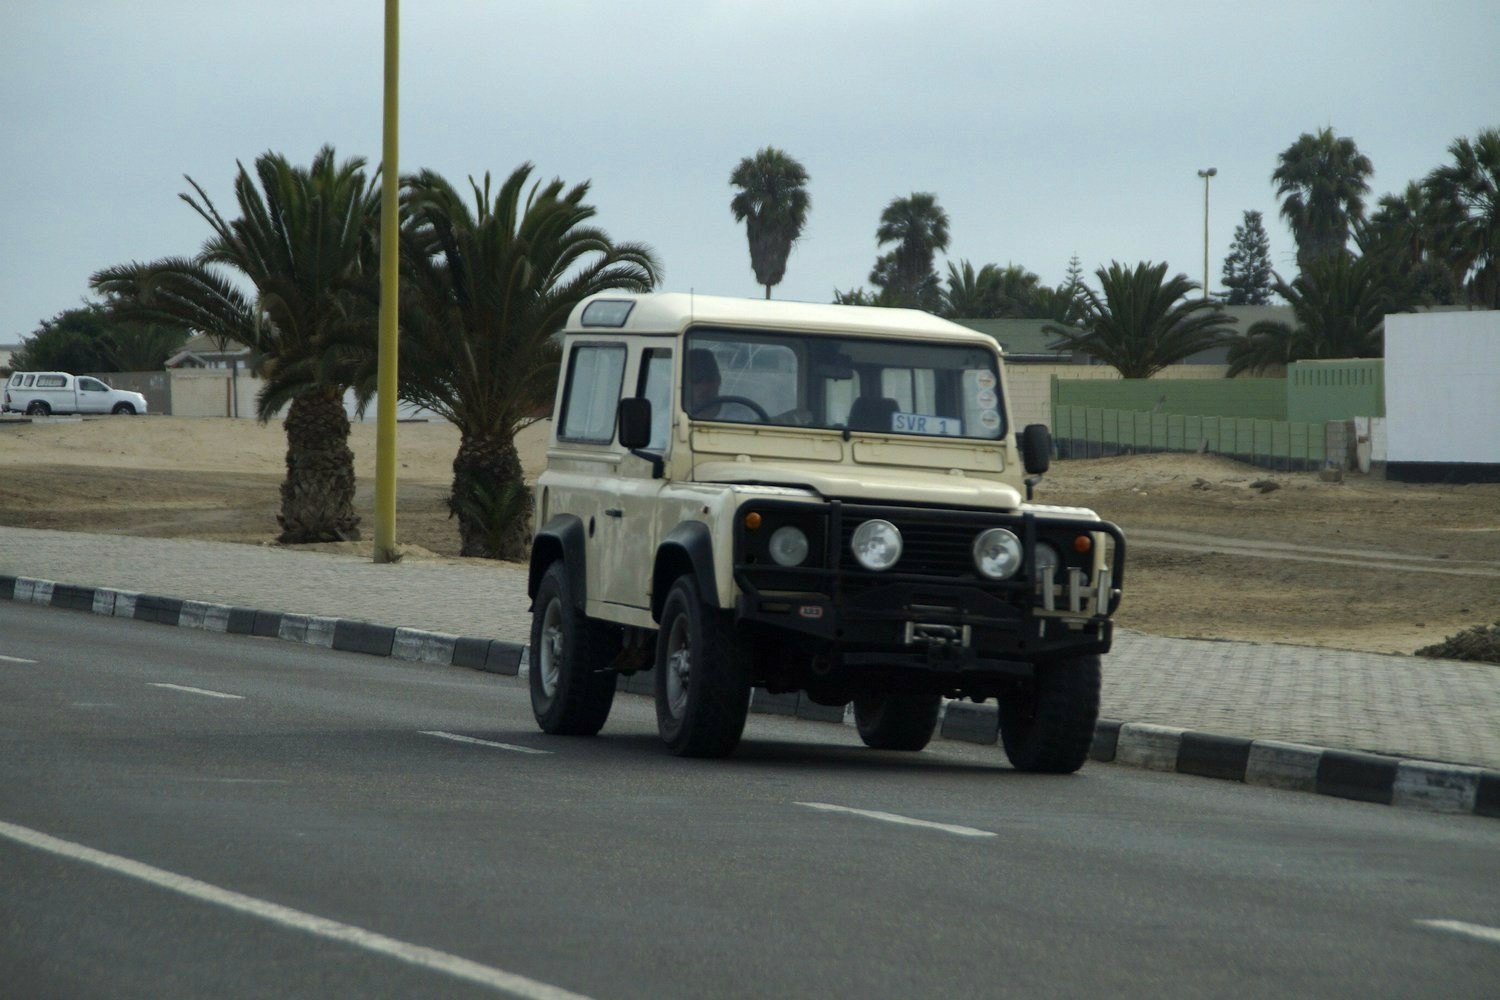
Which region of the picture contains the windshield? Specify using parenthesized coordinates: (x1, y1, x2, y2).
(683, 327, 1005, 440)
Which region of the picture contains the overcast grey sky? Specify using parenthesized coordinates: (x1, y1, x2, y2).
(3, 0, 1496, 342)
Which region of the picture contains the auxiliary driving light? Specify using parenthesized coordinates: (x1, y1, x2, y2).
(851, 519, 903, 571)
(973, 527, 1023, 580)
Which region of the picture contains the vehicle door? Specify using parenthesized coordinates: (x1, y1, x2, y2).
(75, 376, 112, 413)
(598, 345, 673, 614)
(549, 340, 629, 618)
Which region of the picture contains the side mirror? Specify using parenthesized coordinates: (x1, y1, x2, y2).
(1021, 423, 1052, 476)
(618, 397, 652, 450)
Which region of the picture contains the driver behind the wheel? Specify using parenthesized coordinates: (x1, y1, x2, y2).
(686, 348, 722, 418)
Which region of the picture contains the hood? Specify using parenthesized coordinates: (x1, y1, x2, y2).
(694, 460, 1022, 509)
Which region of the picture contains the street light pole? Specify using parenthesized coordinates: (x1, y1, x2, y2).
(1197, 167, 1217, 300)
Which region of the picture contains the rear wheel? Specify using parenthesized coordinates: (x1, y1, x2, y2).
(853, 691, 942, 751)
(26, 401, 50, 416)
(528, 561, 619, 735)
(998, 654, 1101, 773)
(654, 576, 751, 757)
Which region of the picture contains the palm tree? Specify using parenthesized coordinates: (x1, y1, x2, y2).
(1359, 182, 1464, 305)
(1226, 253, 1399, 376)
(399, 164, 660, 560)
(1272, 127, 1374, 268)
(729, 148, 810, 299)
(1044, 261, 1235, 378)
(92, 147, 380, 543)
(872, 192, 950, 308)
(1425, 127, 1500, 307)
(941, 260, 1001, 317)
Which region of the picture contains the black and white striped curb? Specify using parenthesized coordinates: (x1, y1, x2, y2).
(6, 573, 1496, 820)
(0, 575, 524, 675)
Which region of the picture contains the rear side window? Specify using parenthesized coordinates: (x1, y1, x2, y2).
(36, 375, 65, 388)
(559, 344, 627, 444)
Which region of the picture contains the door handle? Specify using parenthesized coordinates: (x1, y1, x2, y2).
(603, 508, 623, 518)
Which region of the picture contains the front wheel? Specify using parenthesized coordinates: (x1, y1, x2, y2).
(654, 577, 751, 757)
(853, 692, 942, 751)
(112, 402, 137, 414)
(998, 654, 1101, 773)
(528, 561, 619, 735)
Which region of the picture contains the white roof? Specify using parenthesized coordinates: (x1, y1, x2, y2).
(565, 292, 995, 346)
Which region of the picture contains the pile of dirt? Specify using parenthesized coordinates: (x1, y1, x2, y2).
(1416, 622, 1500, 664)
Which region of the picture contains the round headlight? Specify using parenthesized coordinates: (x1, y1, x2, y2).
(973, 527, 1023, 580)
(851, 519, 903, 572)
(1034, 542, 1061, 575)
(769, 525, 810, 567)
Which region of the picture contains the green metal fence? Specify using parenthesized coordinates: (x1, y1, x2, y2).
(1052, 405, 1327, 471)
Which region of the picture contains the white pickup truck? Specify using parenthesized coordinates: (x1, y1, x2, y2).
(3, 371, 149, 415)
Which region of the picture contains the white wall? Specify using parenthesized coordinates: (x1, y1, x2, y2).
(1385, 311, 1500, 463)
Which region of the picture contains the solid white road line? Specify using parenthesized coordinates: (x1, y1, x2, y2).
(1417, 919, 1500, 946)
(148, 683, 244, 700)
(420, 731, 553, 755)
(0, 653, 39, 664)
(794, 801, 997, 838)
(0, 819, 597, 1000)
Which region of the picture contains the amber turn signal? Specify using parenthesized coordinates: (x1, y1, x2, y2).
(744, 512, 763, 530)
(1072, 534, 1092, 554)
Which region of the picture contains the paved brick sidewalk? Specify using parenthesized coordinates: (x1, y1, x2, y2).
(4, 526, 1497, 771)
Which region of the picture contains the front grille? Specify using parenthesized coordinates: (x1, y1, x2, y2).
(840, 515, 990, 578)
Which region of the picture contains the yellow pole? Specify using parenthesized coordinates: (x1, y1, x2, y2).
(373, 0, 400, 563)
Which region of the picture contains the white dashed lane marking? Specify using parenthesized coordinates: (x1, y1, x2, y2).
(1417, 919, 1500, 946)
(148, 683, 245, 700)
(794, 801, 997, 838)
(420, 731, 553, 755)
(0, 654, 39, 664)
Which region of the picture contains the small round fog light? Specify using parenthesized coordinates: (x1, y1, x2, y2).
(973, 527, 1023, 580)
(769, 526, 810, 567)
(851, 520, 903, 571)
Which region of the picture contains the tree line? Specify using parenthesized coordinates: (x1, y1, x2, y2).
(729, 127, 1499, 377)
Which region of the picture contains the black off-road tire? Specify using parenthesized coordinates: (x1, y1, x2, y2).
(529, 561, 620, 735)
(654, 576, 751, 757)
(998, 653, 1101, 773)
(853, 692, 942, 751)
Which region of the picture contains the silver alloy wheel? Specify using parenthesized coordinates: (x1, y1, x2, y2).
(539, 596, 563, 699)
(664, 614, 692, 719)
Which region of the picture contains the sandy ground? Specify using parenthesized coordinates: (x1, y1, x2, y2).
(3, 414, 1498, 656)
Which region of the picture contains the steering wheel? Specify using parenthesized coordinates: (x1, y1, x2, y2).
(689, 395, 771, 422)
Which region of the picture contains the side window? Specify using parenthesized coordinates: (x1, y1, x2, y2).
(36, 375, 65, 388)
(637, 348, 673, 450)
(558, 344, 627, 444)
(80, 378, 106, 392)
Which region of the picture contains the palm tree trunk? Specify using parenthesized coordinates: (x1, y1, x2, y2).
(277, 390, 361, 543)
(450, 431, 531, 560)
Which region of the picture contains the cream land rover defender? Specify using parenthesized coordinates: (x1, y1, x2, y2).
(527, 292, 1125, 771)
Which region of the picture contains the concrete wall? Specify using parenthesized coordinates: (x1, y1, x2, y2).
(1052, 374, 1283, 421)
(1385, 311, 1500, 465)
(1006, 364, 1231, 430)
(168, 368, 261, 418)
(1287, 359, 1384, 423)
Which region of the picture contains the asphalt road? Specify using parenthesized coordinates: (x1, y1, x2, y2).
(3, 602, 1498, 999)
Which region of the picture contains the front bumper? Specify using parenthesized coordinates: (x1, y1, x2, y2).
(732, 502, 1125, 674)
